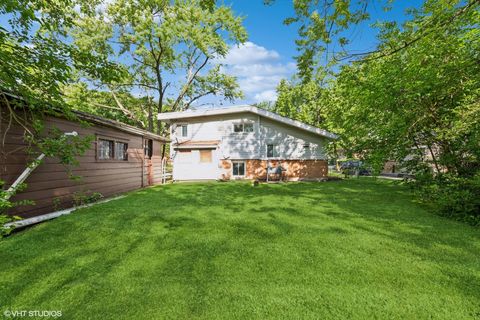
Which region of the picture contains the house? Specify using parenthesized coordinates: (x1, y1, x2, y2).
(1, 97, 169, 218)
(157, 105, 337, 181)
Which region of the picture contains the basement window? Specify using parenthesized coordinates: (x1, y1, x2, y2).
(232, 161, 245, 177)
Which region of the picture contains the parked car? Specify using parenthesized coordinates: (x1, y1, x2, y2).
(340, 160, 372, 176)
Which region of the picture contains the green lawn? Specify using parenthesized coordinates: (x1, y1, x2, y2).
(1, 179, 479, 319)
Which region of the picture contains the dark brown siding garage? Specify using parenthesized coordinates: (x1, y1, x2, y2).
(1, 107, 168, 218)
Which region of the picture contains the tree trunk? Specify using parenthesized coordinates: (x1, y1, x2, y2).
(147, 99, 153, 132)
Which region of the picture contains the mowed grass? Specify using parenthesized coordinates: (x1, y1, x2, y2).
(1, 179, 479, 319)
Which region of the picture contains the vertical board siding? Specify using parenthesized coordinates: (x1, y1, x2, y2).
(1, 112, 164, 218)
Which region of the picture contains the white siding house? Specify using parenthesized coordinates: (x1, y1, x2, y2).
(158, 106, 337, 181)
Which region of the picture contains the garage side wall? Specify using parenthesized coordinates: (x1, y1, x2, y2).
(1, 114, 163, 218)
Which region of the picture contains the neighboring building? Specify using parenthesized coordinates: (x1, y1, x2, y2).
(157, 106, 337, 181)
(1, 100, 169, 218)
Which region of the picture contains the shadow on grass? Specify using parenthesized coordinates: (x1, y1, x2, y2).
(0, 178, 479, 318)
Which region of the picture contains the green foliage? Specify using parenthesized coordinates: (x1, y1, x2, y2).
(0, 0, 119, 112)
(72, 191, 104, 207)
(413, 173, 480, 226)
(274, 0, 480, 224)
(273, 79, 329, 127)
(69, 0, 247, 134)
(0, 180, 30, 237)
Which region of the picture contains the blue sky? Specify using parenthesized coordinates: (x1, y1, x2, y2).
(0, 0, 424, 107)
(213, 0, 424, 106)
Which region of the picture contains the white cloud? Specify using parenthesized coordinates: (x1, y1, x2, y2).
(254, 90, 277, 102)
(217, 42, 280, 65)
(219, 42, 296, 103)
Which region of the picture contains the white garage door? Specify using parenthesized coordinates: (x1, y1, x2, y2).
(173, 148, 219, 180)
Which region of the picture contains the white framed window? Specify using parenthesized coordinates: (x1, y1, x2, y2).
(115, 142, 128, 160)
(267, 144, 277, 158)
(181, 125, 188, 137)
(233, 123, 243, 133)
(98, 139, 114, 160)
(176, 124, 188, 137)
(97, 137, 128, 161)
(244, 123, 254, 132)
(232, 161, 246, 177)
(233, 122, 254, 133)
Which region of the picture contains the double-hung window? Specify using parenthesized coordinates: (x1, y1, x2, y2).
(267, 144, 277, 158)
(177, 124, 188, 137)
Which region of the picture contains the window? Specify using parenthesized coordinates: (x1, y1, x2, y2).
(267, 144, 276, 158)
(232, 161, 245, 177)
(233, 123, 254, 133)
(144, 139, 153, 158)
(98, 139, 114, 160)
(97, 138, 128, 161)
(233, 123, 243, 133)
(199, 150, 212, 163)
(115, 142, 128, 160)
(180, 125, 188, 137)
(244, 123, 254, 132)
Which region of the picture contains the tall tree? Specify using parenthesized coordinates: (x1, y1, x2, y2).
(272, 79, 328, 127)
(71, 0, 247, 134)
(1, 0, 107, 227)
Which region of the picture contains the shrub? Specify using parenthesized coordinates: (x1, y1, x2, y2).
(413, 172, 480, 226)
(72, 191, 104, 207)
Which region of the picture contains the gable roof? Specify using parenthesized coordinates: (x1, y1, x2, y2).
(73, 110, 169, 142)
(157, 105, 338, 139)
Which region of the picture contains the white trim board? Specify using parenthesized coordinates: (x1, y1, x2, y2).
(157, 106, 338, 139)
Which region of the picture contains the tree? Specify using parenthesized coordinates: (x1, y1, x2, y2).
(267, 0, 479, 81)
(272, 79, 329, 127)
(70, 0, 247, 135)
(272, 0, 479, 222)
(0, 0, 107, 229)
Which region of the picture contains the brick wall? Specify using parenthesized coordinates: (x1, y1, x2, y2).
(222, 159, 328, 181)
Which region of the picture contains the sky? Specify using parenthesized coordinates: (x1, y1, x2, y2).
(0, 0, 424, 108)
(209, 0, 424, 107)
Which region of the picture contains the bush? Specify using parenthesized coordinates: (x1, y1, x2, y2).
(72, 191, 104, 207)
(414, 172, 480, 226)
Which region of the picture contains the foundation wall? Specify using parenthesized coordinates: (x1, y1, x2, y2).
(221, 159, 328, 181)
